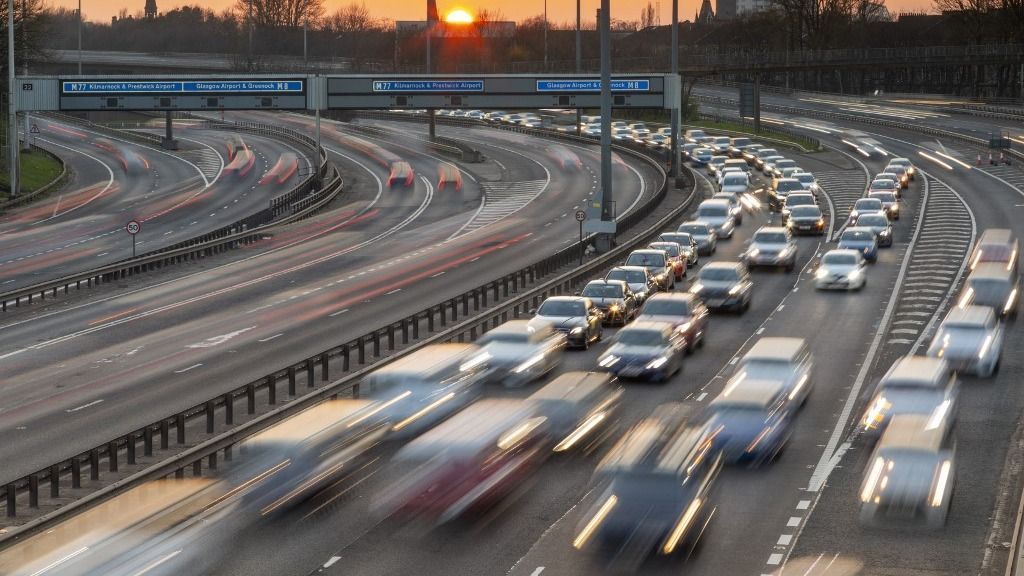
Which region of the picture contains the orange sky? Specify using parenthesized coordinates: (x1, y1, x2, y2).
(55, 0, 935, 26)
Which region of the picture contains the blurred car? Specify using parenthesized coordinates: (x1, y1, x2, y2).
(548, 145, 583, 170)
(649, 241, 688, 280)
(387, 161, 415, 188)
(597, 322, 686, 382)
(645, 133, 670, 149)
(741, 226, 798, 272)
(683, 129, 708, 144)
(659, 232, 700, 266)
(781, 192, 817, 223)
(529, 296, 603, 350)
(728, 137, 753, 157)
(476, 320, 566, 387)
(437, 164, 463, 191)
(884, 165, 911, 188)
(761, 155, 786, 176)
(794, 172, 822, 196)
(926, 305, 1004, 377)
(379, 399, 549, 524)
(779, 166, 804, 181)
(860, 356, 957, 437)
(770, 158, 799, 179)
(787, 205, 827, 236)
(705, 377, 796, 466)
(635, 293, 709, 352)
(849, 197, 885, 221)
(573, 403, 720, 564)
(716, 167, 744, 189)
(606, 266, 659, 304)
(852, 212, 894, 247)
(710, 136, 732, 154)
(362, 343, 489, 436)
(711, 192, 744, 225)
(677, 221, 718, 256)
(720, 172, 751, 197)
(859, 413, 955, 528)
(625, 249, 676, 290)
(752, 148, 779, 171)
(868, 191, 900, 220)
(958, 263, 1019, 318)
(581, 279, 639, 326)
(887, 157, 916, 180)
(868, 178, 901, 199)
(484, 110, 507, 121)
(528, 371, 623, 453)
(970, 229, 1018, 273)
(690, 262, 753, 312)
(815, 249, 868, 291)
(722, 157, 750, 175)
(691, 147, 714, 166)
(768, 178, 805, 212)
(707, 155, 729, 176)
(224, 134, 246, 160)
(736, 337, 814, 406)
(741, 143, 764, 163)
(631, 128, 652, 143)
(223, 145, 256, 177)
(695, 199, 736, 239)
(838, 227, 880, 263)
(612, 127, 634, 141)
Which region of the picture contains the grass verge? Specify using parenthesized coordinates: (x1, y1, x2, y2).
(0, 147, 65, 201)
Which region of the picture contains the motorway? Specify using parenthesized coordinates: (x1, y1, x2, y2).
(0, 117, 308, 292)
(0, 114, 658, 490)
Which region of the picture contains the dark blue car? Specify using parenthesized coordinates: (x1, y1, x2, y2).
(704, 379, 796, 466)
(838, 227, 879, 263)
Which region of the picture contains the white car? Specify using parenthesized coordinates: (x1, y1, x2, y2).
(721, 172, 750, 195)
(695, 199, 736, 239)
(926, 305, 1004, 377)
(815, 249, 868, 291)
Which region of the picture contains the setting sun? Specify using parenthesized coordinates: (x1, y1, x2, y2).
(445, 9, 474, 24)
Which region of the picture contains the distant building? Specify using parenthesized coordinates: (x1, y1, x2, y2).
(144, 0, 157, 18)
(696, 0, 715, 23)
(716, 0, 736, 19)
(717, 0, 769, 19)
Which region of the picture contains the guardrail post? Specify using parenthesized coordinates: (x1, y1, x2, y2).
(193, 460, 202, 477)
(503, 277, 509, 297)
(206, 400, 216, 433)
(6, 484, 14, 517)
(224, 445, 233, 462)
(208, 452, 217, 471)
(493, 284, 499, 302)
(72, 458, 82, 488)
(144, 427, 154, 456)
(127, 433, 136, 465)
(160, 420, 170, 449)
(401, 318, 410, 344)
(176, 414, 186, 445)
(413, 314, 420, 339)
(175, 468, 184, 479)
(440, 304, 447, 327)
(321, 353, 329, 380)
(472, 291, 479, 311)
(268, 376, 277, 405)
(247, 384, 256, 414)
(372, 332, 381, 357)
(90, 449, 100, 480)
(429, 308, 437, 331)
(50, 465, 60, 498)
(470, 326, 477, 340)
(451, 299, 459, 321)
(108, 442, 118, 472)
(481, 287, 488, 307)
(307, 359, 315, 387)
(224, 393, 234, 425)
(288, 366, 297, 396)
(28, 474, 39, 508)
(462, 294, 469, 316)
(387, 325, 395, 350)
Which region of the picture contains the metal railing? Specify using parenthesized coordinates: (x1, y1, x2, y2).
(0, 121, 676, 541)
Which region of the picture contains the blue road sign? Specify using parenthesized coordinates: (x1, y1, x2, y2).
(535, 79, 651, 92)
(372, 80, 485, 92)
(61, 80, 304, 94)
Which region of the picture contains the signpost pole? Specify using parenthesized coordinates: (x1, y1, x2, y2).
(669, 0, 679, 179)
(576, 210, 587, 265)
(598, 0, 612, 238)
(132, 234, 136, 258)
(126, 220, 140, 257)
(8, 0, 18, 198)
(575, 0, 581, 137)
(315, 107, 322, 184)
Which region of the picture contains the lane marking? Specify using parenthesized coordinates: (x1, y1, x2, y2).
(767, 553, 784, 565)
(65, 399, 104, 413)
(323, 556, 341, 569)
(777, 534, 793, 546)
(174, 363, 203, 374)
(787, 516, 802, 527)
(258, 333, 283, 342)
(529, 569, 545, 576)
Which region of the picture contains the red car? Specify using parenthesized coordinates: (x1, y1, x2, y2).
(437, 164, 463, 191)
(648, 241, 688, 280)
(388, 161, 415, 188)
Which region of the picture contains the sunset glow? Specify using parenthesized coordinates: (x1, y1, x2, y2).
(445, 9, 474, 23)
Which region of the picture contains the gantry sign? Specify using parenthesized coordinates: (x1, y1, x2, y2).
(13, 74, 677, 112)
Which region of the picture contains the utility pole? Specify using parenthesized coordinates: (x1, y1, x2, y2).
(543, 0, 548, 69)
(21, 0, 29, 151)
(77, 0, 82, 74)
(303, 19, 308, 65)
(598, 0, 612, 241)
(669, 0, 679, 178)
(8, 0, 18, 198)
(575, 0, 581, 136)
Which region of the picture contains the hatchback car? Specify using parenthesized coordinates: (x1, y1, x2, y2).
(884, 165, 911, 188)
(815, 249, 867, 291)
(695, 199, 737, 239)
(888, 157, 916, 180)
(868, 191, 900, 220)
(690, 262, 753, 312)
(705, 379, 796, 466)
(838, 227, 880, 263)
(852, 213, 894, 247)
(529, 296, 603, 350)
(625, 249, 675, 290)
(580, 279, 638, 326)
(787, 205, 826, 236)
(781, 192, 817, 223)
(649, 241, 688, 280)
(849, 198, 885, 221)
(678, 221, 718, 256)
(635, 293, 709, 352)
(737, 337, 814, 406)
(741, 226, 798, 272)
(387, 161, 415, 187)
(721, 172, 751, 197)
(769, 178, 805, 212)
(926, 305, 1004, 377)
(597, 322, 686, 382)
(477, 320, 566, 386)
(970, 229, 1018, 273)
(794, 172, 822, 196)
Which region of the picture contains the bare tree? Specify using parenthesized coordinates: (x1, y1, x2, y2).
(0, 0, 49, 77)
(641, 2, 657, 28)
(235, 0, 324, 28)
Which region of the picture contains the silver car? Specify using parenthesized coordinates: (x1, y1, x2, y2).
(476, 320, 566, 386)
(529, 296, 604, 350)
(658, 232, 700, 266)
(741, 226, 798, 271)
(926, 305, 1004, 377)
(695, 199, 736, 239)
(625, 249, 675, 290)
(860, 356, 957, 438)
(606, 266, 658, 304)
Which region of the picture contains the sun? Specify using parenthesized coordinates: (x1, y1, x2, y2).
(445, 9, 474, 23)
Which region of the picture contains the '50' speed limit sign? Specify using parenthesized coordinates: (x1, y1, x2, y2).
(125, 220, 141, 235)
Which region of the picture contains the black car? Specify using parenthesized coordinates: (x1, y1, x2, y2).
(690, 262, 754, 313)
(581, 279, 639, 326)
(786, 205, 826, 236)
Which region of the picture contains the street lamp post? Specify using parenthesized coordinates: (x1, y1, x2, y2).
(7, 0, 17, 197)
(543, 0, 548, 69)
(670, 0, 679, 178)
(575, 0, 581, 135)
(77, 0, 82, 74)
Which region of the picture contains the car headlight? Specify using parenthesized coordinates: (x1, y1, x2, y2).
(646, 356, 669, 370)
(691, 283, 704, 293)
(747, 248, 760, 258)
(815, 268, 829, 278)
(848, 269, 862, 280)
(728, 284, 741, 295)
(880, 229, 891, 237)
(816, 219, 825, 227)
(677, 321, 692, 333)
(570, 327, 585, 335)
(598, 354, 620, 367)
(609, 303, 621, 313)
(513, 353, 546, 374)
(862, 396, 890, 430)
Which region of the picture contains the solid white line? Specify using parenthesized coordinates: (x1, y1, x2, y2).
(323, 556, 341, 569)
(529, 569, 545, 576)
(26, 546, 90, 576)
(696, 392, 708, 402)
(65, 399, 104, 413)
(329, 309, 349, 317)
(258, 333, 283, 342)
(385, 288, 402, 295)
(430, 271, 446, 278)
(174, 363, 203, 374)
(33, 137, 115, 224)
(130, 549, 183, 576)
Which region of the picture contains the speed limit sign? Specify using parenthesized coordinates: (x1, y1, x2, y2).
(575, 210, 587, 222)
(125, 220, 141, 235)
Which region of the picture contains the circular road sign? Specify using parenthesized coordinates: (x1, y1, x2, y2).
(126, 220, 141, 235)
(575, 210, 587, 222)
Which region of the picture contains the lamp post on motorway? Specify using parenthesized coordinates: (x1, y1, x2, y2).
(543, 0, 548, 69)
(8, 0, 18, 198)
(575, 0, 581, 135)
(77, 0, 82, 74)
(669, 0, 679, 178)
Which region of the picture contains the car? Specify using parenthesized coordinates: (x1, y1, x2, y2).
(958, 263, 1019, 318)
(741, 226, 798, 272)
(691, 147, 714, 166)
(437, 163, 463, 191)
(708, 155, 729, 176)
(681, 142, 700, 159)
(690, 261, 753, 312)
(720, 172, 750, 198)
(779, 166, 804, 181)
(787, 205, 826, 236)
(573, 403, 720, 563)
(868, 178, 900, 198)
(678, 221, 718, 256)
(728, 137, 753, 157)
(873, 172, 903, 198)
(476, 320, 567, 386)
(815, 249, 868, 291)
(710, 136, 732, 154)
(761, 155, 786, 176)
(625, 249, 675, 290)
(793, 172, 822, 196)
(736, 337, 814, 407)
(529, 296, 603, 350)
(611, 120, 628, 129)
(548, 145, 583, 170)
(465, 109, 484, 119)
(694, 199, 736, 239)
(884, 164, 911, 188)
(888, 157, 916, 180)
(860, 356, 957, 438)
(753, 148, 779, 171)
(705, 378, 796, 466)
(612, 127, 634, 141)
(597, 322, 686, 382)
(581, 279, 638, 326)
(723, 157, 750, 174)
(926, 305, 1004, 377)
(838, 227, 880, 263)
(852, 213, 894, 247)
(742, 143, 765, 163)
(849, 197, 884, 221)
(659, 232, 700, 266)
(683, 129, 708, 144)
(362, 344, 489, 436)
(527, 371, 623, 453)
(606, 266, 659, 304)
(635, 293, 709, 352)
(379, 399, 549, 523)
(868, 191, 900, 220)
(859, 413, 956, 528)
(649, 241, 688, 280)
(711, 192, 744, 225)
(645, 133, 670, 149)
(970, 229, 1018, 273)
(387, 161, 415, 187)
(781, 192, 817, 223)
(628, 122, 648, 132)
(770, 158, 799, 179)
(768, 178, 805, 212)
(716, 167, 745, 188)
